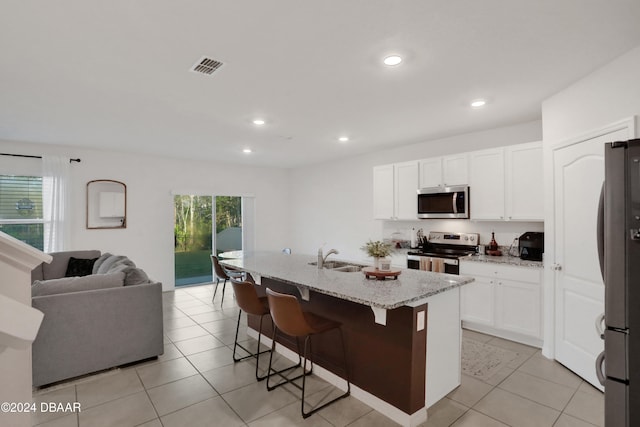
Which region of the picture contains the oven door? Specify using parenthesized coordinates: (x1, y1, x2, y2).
(407, 255, 459, 274)
(417, 186, 469, 219)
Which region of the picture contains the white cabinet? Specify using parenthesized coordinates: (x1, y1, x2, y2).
(469, 149, 505, 220)
(373, 161, 418, 220)
(469, 141, 543, 221)
(419, 154, 468, 188)
(505, 142, 544, 220)
(460, 261, 543, 347)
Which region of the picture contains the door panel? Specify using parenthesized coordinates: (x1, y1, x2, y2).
(553, 127, 629, 389)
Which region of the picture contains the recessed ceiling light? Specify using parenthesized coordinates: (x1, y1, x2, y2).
(252, 119, 265, 125)
(243, 148, 252, 154)
(470, 99, 487, 108)
(338, 136, 349, 142)
(383, 55, 402, 66)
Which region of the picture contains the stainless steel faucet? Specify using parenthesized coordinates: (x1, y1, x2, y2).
(317, 247, 339, 269)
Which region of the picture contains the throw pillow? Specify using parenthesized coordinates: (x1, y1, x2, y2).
(65, 257, 98, 277)
(32, 272, 126, 297)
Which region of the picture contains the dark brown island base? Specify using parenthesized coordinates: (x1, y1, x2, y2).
(221, 252, 473, 426)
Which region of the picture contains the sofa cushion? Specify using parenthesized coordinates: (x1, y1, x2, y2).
(64, 256, 98, 277)
(32, 272, 125, 297)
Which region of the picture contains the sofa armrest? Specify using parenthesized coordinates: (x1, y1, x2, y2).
(32, 282, 163, 387)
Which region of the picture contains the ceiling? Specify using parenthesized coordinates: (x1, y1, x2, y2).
(2, 1, 640, 168)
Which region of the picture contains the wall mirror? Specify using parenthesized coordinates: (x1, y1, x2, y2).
(86, 180, 127, 229)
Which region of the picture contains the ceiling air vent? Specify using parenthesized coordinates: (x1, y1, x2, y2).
(190, 56, 223, 76)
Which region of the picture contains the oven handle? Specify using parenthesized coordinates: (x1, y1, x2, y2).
(407, 255, 458, 265)
(452, 192, 458, 214)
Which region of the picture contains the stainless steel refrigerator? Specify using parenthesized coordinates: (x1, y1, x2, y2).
(597, 138, 640, 427)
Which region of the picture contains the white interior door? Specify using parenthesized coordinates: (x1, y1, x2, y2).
(553, 127, 629, 389)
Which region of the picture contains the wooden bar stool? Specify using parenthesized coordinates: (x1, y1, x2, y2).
(265, 288, 350, 419)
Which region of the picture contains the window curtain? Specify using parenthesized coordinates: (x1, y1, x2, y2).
(42, 155, 71, 252)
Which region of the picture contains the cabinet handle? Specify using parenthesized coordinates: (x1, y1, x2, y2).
(500, 216, 504, 219)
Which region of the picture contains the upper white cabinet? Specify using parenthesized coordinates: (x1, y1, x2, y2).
(419, 154, 468, 188)
(469, 141, 543, 221)
(505, 142, 544, 220)
(373, 161, 418, 220)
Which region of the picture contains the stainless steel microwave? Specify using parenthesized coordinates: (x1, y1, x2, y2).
(417, 185, 469, 219)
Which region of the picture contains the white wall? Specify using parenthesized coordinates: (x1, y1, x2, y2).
(0, 140, 291, 290)
(288, 120, 543, 262)
(542, 45, 640, 143)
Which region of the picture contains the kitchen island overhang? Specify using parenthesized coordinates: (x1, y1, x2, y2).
(221, 252, 473, 427)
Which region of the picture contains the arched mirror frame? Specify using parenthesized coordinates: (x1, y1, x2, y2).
(86, 179, 127, 229)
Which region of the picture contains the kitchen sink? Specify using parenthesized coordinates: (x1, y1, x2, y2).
(308, 261, 366, 272)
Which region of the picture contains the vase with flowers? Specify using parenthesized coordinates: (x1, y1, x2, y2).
(361, 240, 393, 270)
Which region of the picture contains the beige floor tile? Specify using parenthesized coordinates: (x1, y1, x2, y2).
(554, 413, 600, 427)
(156, 343, 183, 363)
(163, 316, 197, 331)
(200, 318, 238, 334)
(136, 357, 198, 389)
(186, 346, 234, 372)
(577, 381, 604, 398)
(165, 324, 210, 342)
(201, 359, 263, 394)
(422, 397, 467, 427)
(450, 409, 509, 427)
(135, 420, 162, 427)
(147, 374, 217, 416)
(462, 329, 494, 343)
(563, 391, 604, 427)
(160, 396, 243, 427)
(215, 328, 249, 345)
(174, 299, 211, 309)
(189, 310, 229, 324)
(447, 374, 494, 407)
(474, 388, 560, 427)
(32, 385, 77, 426)
(33, 413, 78, 427)
(221, 380, 299, 422)
(482, 365, 515, 386)
(180, 304, 216, 316)
(173, 334, 226, 355)
(347, 410, 401, 426)
(76, 369, 143, 409)
(498, 371, 575, 411)
(78, 391, 156, 427)
(247, 399, 333, 427)
(517, 355, 583, 389)
(312, 394, 372, 427)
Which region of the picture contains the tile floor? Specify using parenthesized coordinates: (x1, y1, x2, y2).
(32, 284, 604, 427)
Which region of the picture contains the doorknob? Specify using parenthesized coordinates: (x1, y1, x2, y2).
(551, 264, 562, 271)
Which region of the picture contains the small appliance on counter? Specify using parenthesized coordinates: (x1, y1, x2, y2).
(518, 232, 544, 261)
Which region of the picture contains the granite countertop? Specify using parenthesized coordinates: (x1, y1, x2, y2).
(220, 252, 474, 310)
(461, 253, 544, 268)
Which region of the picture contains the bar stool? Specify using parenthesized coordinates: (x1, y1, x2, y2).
(211, 255, 243, 304)
(229, 278, 272, 380)
(265, 288, 350, 419)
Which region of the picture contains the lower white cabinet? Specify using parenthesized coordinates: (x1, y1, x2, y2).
(460, 261, 542, 347)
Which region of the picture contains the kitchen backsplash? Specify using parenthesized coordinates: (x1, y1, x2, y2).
(382, 219, 544, 250)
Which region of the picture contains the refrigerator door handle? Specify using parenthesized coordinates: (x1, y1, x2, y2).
(595, 313, 605, 339)
(597, 181, 605, 281)
(595, 350, 606, 386)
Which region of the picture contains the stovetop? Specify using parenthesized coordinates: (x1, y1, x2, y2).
(408, 231, 479, 259)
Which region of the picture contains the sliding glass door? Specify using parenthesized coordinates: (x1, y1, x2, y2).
(173, 195, 243, 287)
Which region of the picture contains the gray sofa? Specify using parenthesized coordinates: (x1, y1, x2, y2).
(31, 250, 164, 387)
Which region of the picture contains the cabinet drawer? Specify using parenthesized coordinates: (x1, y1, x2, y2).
(460, 261, 541, 283)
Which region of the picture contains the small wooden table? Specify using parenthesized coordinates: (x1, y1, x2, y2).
(362, 267, 401, 280)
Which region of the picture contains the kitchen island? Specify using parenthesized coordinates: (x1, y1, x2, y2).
(221, 252, 474, 426)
